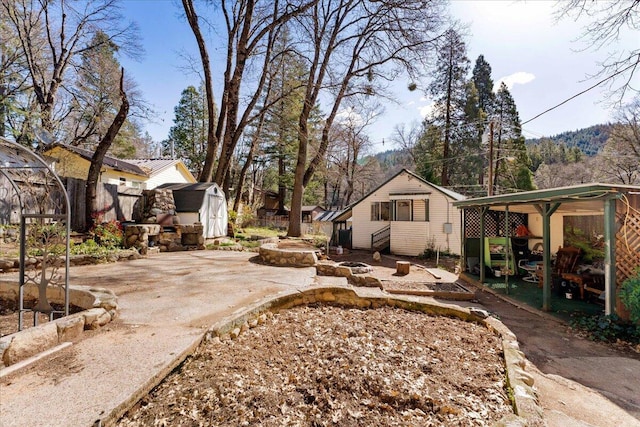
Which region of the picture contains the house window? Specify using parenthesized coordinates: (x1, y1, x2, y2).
(370, 202, 390, 221)
(390, 199, 429, 221)
(392, 200, 412, 221)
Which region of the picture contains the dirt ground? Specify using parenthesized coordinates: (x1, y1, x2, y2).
(118, 305, 512, 427)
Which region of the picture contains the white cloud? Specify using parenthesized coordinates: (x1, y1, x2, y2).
(419, 102, 435, 118)
(335, 106, 364, 126)
(496, 72, 536, 91)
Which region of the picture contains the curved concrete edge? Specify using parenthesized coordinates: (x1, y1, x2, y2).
(102, 286, 543, 427)
(102, 332, 206, 427)
(0, 281, 118, 368)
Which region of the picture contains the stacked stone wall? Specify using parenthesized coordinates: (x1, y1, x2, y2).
(124, 224, 204, 254)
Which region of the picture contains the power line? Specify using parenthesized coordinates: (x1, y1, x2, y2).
(522, 59, 639, 126)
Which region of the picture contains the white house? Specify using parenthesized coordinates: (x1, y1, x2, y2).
(347, 169, 465, 256)
(125, 159, 196, 189)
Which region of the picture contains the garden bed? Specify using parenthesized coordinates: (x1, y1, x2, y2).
(118, 305, 512, 426)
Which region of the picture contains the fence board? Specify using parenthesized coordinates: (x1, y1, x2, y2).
(63, 178, 141, 231)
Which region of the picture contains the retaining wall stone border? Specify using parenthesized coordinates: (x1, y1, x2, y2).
(258, 243, 318, 267)
(316, 261, 383, 288)
(105, 286, 544, 426)
(0, 281, 118, 368)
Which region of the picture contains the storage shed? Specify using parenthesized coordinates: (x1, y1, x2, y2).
(157, 182, 228, 238)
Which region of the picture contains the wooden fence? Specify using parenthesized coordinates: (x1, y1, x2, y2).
(64, 178, 142, 231)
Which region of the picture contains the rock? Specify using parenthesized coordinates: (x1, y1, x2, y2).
(372, 251, 381, 262)
(2, 322, 58, 366)
(230, 328, 241, 339)
(56, 315, 85, 342)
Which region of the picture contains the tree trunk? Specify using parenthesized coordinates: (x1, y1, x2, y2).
(183, 0, 219, 182)
(85, 68, 129, 231)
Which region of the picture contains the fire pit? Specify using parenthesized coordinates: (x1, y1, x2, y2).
(337, 261, 373, 274)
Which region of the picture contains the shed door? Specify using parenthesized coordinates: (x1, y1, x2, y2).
(207, 194, 225, 237)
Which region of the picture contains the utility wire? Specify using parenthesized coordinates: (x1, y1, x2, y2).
(522, 59, 639, 126)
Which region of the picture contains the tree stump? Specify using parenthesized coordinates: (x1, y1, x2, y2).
(396, 261, 410, 275)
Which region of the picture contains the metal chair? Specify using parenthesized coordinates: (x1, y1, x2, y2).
(518, 259, 539, 283)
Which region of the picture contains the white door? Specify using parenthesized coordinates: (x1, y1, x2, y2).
(207, 193, 226, 237)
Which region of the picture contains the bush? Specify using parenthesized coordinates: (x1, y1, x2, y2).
(570, 313, 640, 344)
(90, 219, 123, 249)
(620, 268, 640, 330)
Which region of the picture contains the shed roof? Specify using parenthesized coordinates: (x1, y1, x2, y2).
(314, 210, 345, 222)
(157, 182, 223, 212)
(157, 182, 220, 191)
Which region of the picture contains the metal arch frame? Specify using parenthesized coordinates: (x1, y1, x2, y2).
(0, 137, 71, 330)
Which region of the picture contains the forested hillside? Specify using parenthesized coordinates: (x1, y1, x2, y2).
(526, 124, 613, 157)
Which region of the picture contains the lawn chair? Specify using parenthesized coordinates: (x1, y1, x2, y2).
(536, 246, 581, 289)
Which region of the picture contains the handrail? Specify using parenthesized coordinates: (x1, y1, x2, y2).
(371, 224, 390, 250)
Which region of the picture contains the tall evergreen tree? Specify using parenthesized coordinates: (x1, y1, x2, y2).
(471, 55, 496, 188)
(422, 29, 470, 186)
(260, 29, 307, 215)
(472, 55, 495, 115)
(166, 85, 209, 176)
(491, 82, 534, 193)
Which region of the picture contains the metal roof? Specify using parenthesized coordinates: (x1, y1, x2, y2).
(314, 210, 345, 222)
(453, 183, 640, 214)
(46, 143, 148, 176)
(125, 159, 181, 175)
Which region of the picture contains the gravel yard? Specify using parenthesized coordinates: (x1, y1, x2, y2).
(119, 305, 512, 426)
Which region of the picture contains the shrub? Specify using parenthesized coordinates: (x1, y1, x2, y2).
(91, 219, 123, 249)
(620, 268, 640, 330)
(570, 313, 639, 344)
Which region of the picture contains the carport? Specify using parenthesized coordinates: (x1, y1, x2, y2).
(453, 183, 640, 315)
(0, 137, 71, 330)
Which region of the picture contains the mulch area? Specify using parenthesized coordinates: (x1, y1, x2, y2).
(118, 305, 512, 426)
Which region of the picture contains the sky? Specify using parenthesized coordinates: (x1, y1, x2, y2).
(119, 0, 639, 154)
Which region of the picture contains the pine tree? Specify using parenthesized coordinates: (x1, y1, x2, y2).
(472, 55, 495, 115)
(167, 85, 209, 177)
(492, 82, 534, 193)
(260, 30, 308, 214)
(422, 29, 470, 186)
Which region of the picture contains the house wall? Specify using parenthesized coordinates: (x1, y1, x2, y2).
(351, 171, 463, 256)
(47, 147, 146, 188)
(390, 221, 430, 256)
(145, 165, 195, 189)
(528, 213, 562, 252)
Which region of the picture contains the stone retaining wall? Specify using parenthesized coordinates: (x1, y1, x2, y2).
(0, 249, 142, 273)
(0, 282, 118, 368)
(258, 243, 318, 267)
(124, 224, 205, 254)
(316, 261, 383, 288)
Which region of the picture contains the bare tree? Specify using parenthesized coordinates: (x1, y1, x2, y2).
(85, 68, 129, 229)
(326, 100, 379, 206)
(287, 0, 447, 236)
(183, 0, 317, 187)
(610, 97, 640, 158)
(2, 0, 140, 145)
(556, 0, 640, 102)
